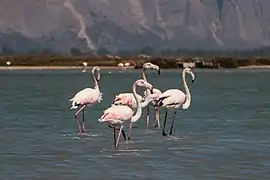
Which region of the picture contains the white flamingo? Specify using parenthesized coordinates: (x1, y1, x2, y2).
(98, 79, 153, 148)
(156, 67, 195, 136)
(70, 66, 103, 134)
(112, 62, 160, 131)
(82, 62, 88, 72)
(141, 62, 162, 129)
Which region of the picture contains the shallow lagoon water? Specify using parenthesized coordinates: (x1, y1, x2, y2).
(0, 68, 269, 179)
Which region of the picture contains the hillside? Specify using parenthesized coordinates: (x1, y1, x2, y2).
(0, 0, 270, 54)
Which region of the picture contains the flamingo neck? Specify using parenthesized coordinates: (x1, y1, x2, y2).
(141, 89, 152, 107)
(141, 68, 147, 82)
(182, 71, 191, 109)
(131, 82, 142, 123)
(92, 69, 99, 91)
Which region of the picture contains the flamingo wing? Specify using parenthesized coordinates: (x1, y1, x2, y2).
(70, 88, 102, 109)
(99, 105, 134, 124)
(113, 93, 142, 109)
(157, 89, 186, 108)
(143, 88, 162, 102)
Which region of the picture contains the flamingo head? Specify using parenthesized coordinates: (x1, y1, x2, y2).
(135, 79, 154, 94)
(142, 62, 160, 75)
(184, 67, 195, 83)
(92, 66, 101, 82)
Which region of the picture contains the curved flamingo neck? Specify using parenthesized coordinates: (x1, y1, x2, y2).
(92, 69, 99, 91)
(141, 90, 152, 107)
(182, 70, 191, 109)
(141, 68, 147, 82)
(131, 82, 142, 123)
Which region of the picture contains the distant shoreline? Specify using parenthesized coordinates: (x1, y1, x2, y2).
(238, 65, 270, 69)
(0, 66, 135, 70)
(1, 65, 270, 70)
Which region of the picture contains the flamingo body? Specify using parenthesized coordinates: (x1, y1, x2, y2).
(113, 93, 143, 109)
(99, 105, 133, 126)
(143, 88, 162, 105)
(70, 88, 102, 109)
(157, 89, 185, 109)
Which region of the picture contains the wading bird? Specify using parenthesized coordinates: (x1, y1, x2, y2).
(98, 79, 153, 148)
(112, 62, 160, 135)
(82, 62, 88, 73)
(156, 67, 195, 136)
(141, 62, 162, 129)
(70, 66, 103, 134)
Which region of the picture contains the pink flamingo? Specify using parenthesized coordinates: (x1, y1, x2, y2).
(70, 66, 103, 134)
(98, 79, 153, 148)
(113, 62, 161, 129)
(156, 67, 195, 136)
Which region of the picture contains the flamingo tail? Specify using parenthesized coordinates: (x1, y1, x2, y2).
(70, 101, 79, 109)
(98, 118, 107, 123)
(155, 96, 169, 107)
(98, 92, 103, 103)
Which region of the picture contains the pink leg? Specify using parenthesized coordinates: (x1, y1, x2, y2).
(127, 123, 133, 140)
(146, 105, 150, 129)
(74, 105, 86, 134)
(115, 125, 124, 148)
(154, 106, 160, 128)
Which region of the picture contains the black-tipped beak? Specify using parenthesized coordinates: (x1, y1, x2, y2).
(112, 97, 121, 104)
(158, 69, 161, 75)
(97, 79, 100, 82)
(150, 88, 154, 94)
(192, 79, 195, 83)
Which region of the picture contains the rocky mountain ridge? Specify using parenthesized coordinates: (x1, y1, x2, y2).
(0, 0, 269, 54)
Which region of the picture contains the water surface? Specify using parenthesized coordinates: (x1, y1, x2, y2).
(0, 68, 269, 179)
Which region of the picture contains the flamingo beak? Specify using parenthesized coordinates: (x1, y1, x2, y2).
(192, 79, 195, 83)
(113, 97, 121, 104)
(150, 88, 154, 94)
(158, 68, 161, 75)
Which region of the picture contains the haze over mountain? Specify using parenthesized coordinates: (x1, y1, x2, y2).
(0, 0, 269, 55)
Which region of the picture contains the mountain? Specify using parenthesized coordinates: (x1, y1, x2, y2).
(0, 0, 269, 55)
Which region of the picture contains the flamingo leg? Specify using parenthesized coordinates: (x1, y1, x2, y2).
(127, 123, 133, 140)
(113, 127, 116, 147)
(74, 105, 86, 134)
(121, 128, 127, 140)
(115, 125, 124, 148)
(108, 124, 127, 140)
(169, 111, 176, 135)
(154, 106, 160, 129)
(82, 108, 86, 133)
(162, 110, 168, 136)
(146, 105, 150, 129)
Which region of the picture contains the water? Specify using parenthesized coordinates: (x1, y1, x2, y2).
(0, 68, 269, 179)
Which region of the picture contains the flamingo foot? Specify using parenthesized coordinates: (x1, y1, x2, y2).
(81, 128, 85, 133)
(162, 132, 167, 136)
(154, 122, 159, 129)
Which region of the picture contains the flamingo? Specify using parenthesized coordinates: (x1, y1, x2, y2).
(69, 66, 103, 134)
(141, 62, 162, 129)
(113, 62, 161, 129)
(98, 79, 153, 148)
(82, 62, 88, 72)
(156, 67, 195, 136)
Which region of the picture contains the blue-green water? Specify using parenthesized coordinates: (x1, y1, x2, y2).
(0, 69, 269, 179)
